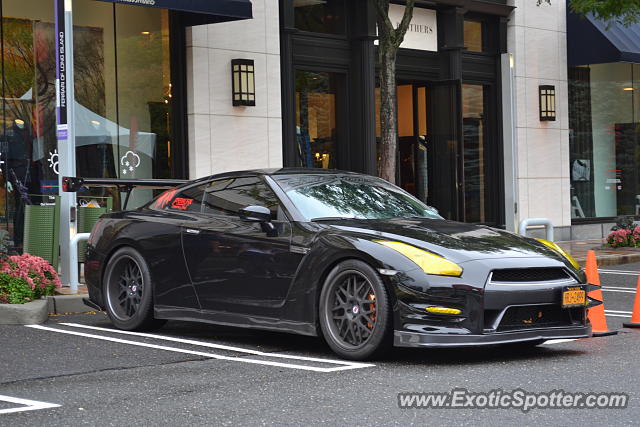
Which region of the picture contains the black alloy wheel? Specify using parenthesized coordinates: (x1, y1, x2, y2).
(111, 258, 143, 320)
(319, 260, 392, 360)
(103, 247, 165, 331)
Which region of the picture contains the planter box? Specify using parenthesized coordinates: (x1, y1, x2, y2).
(24, 198, 60, 269)
(0, 299, 48, 325)
(77, 205, 109, 263)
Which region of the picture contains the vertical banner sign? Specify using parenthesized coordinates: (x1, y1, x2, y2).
(55, 0, 68, 142)
(55, 0, 78, 289)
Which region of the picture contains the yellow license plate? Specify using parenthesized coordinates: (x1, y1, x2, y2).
(562, 287, 586, 308)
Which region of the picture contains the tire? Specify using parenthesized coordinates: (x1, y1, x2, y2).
(319, 259, 393, 360)
(103, 247, 166, 331)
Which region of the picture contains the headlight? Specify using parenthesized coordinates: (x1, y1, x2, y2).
(535, 238, 581, 270)
(375, 240, 463, 277)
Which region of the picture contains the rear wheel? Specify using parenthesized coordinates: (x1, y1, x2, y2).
(319, 260, 392, 360)
(103, 247, 166, 331)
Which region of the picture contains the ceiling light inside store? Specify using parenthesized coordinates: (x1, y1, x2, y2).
(141, 31, 151, 35)
(624, 87, 634, 91)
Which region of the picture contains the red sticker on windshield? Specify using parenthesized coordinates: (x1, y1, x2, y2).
(153, 189, 177, 209)
(171, 198, 194, 211)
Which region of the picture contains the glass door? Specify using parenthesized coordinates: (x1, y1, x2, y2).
(462, 84, 495, 224)
(429, 80, 462, 221)
(395, 83, 429, 203)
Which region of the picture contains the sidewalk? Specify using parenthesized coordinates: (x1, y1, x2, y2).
(51, 285, 92, 314)
(558, 239, 640, 268)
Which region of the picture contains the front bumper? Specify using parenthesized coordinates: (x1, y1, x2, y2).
(394, 325, 591, 348)
(388, 257, 591, 348)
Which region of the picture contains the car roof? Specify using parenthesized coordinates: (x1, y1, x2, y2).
(192, 168, 365, 183)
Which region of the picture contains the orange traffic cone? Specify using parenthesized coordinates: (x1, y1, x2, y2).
(623, 275, 640, 328)
(585, 250, 618, 337)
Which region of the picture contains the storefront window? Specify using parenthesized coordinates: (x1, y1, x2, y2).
(295, 71, 340, 169)
(293, 0, 346, 35)
(464, 20, 483, 52)
(1, 0, 56, 250)
(569, 63, 640, 219)
(0, 0, 176, 250)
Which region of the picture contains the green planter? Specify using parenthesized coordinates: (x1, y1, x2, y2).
(77, 197, 112, 263)
(23, 196, 60, 269)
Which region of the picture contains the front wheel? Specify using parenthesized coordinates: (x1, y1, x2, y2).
(319, 260, 393, 360)
(103, 247, 166, 331)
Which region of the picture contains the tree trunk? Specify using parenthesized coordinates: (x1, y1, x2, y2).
(377, 49, 397, 183)
(372, 0, 414, 184)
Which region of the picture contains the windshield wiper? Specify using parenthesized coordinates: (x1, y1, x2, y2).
(310, 217, 355, 222)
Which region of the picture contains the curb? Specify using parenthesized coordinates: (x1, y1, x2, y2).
(47, 295, 95, 315)
(0, 299, 48, 325)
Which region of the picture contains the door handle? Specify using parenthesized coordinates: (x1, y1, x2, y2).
(185, 228, 200, 235)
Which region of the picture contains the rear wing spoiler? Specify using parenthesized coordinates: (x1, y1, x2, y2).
(62, 177, 189, 210)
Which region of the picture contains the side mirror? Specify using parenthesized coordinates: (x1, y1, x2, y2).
(239, 205, 272, 223)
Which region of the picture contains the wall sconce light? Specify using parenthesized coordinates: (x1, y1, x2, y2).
(231, 59, 255, 107)
(539, 85, 556, 121)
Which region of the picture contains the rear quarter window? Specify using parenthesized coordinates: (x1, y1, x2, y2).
(151, 185, 205, 213)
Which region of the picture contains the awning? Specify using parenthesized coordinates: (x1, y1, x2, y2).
(568, 10, 640, 66)
(95, 0, 252, 22)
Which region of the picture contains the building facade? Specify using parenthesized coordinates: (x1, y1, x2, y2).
(2, 0, 631, 257)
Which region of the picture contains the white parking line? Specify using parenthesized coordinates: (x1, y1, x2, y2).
(605, 309, 633, 318)
(0, 395, 60, 415)
(25, 324, 374, 373)
(60, 322, 367, 366)
(601, 288, 637, 294)
(599, 270, 640, 276)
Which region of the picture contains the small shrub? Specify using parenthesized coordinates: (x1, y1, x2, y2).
(606, 225, 640, 248)
(0, 273, 34, 304)
(612, 215, 636, 232)
(0, 253, 61, 300)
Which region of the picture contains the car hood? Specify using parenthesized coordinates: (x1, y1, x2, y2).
(324, 217, 562, 264)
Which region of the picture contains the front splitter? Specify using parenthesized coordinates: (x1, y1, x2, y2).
(394, 325, 591, 348)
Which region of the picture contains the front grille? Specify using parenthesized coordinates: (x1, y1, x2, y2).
(497, 305, 573, 332)
(490, 268, 571, 283)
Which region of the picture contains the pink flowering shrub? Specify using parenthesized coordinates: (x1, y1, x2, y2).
(606, 226, 640, 248)
(0, 253, 61, 299)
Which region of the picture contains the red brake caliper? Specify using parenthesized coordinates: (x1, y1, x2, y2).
(367, 293, 376, 329)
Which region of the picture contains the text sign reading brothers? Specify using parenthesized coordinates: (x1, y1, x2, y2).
(376, 5, 438, 52)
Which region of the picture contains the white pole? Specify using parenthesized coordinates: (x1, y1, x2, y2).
(56, 0, 78, 292)
(501, 53, 518, 233)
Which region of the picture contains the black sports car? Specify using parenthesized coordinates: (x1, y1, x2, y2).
(79, 169, 591, 360)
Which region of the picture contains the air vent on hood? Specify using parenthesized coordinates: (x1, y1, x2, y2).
(490, 268, 571, 283)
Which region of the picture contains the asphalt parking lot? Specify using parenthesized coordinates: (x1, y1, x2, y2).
(2, 262, 640, 426)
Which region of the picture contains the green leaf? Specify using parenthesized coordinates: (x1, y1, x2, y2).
(570, 0, 640, 27)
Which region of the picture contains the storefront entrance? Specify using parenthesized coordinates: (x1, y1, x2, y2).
(281, 1, 510, 228)
(392, 81, 500, 225)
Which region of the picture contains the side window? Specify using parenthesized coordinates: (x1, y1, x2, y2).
(202, 177, 282, 218)
(151, 185, 205, 212)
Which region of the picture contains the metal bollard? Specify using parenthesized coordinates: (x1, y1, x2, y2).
(518, 218, 554, 242)
(70, 233, 91, 294)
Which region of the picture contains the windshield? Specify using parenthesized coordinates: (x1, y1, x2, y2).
(273, 174, 442, 221)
